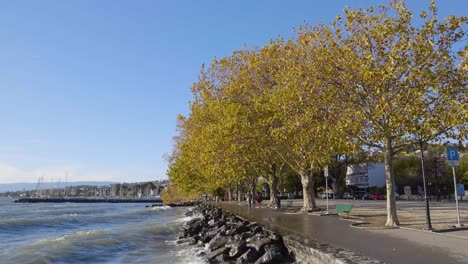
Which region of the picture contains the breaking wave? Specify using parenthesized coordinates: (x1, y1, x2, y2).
(0, 200, 195, 264)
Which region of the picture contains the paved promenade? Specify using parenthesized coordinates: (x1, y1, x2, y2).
(213, 201, 468, 264)
(313, 198, 468, 231)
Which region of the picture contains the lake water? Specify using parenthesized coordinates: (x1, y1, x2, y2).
(0, 198, 204, 264)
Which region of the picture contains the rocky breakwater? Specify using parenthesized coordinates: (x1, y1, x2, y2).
(178, 204, 293, 263)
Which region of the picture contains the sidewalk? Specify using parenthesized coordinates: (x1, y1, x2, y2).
(213, 201, 468, 264)
(315, 199, 468, 231)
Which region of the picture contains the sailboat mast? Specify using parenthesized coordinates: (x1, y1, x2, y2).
(64, 171, 68, 197)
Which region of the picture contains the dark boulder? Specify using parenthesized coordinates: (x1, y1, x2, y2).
(213, 253, 236, 264)
(202, 225, 227, 243)
(227, 240, 248, 258)
(249, 224, 263, 234)
(187, 221, 204, 237)
(239, 231, 255, 240)
(185, 209, 194, 217)
(246, 234, 273, 252)
(236, 248, 265, 264)
(184, 218, 199, 229)
(254, 244, 290, 264)
(208, 235, 231, 252)
(176, 237, 196, 245)
(269, 232, 290, 257)
(179, 204, 292, 264)
(207, 247, 230, 262)
(192, 235, 201, 244)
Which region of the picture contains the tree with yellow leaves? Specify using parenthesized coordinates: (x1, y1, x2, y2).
(316, 1, 467, 226)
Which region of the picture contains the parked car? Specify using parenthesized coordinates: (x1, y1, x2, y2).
(371, 193, 386, 200)
(354, 191, 372, 200)
(342, 192, 353, 199)
(320, 193, 333, 199)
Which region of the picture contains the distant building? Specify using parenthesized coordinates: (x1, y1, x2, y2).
(346, 162, 385, 188)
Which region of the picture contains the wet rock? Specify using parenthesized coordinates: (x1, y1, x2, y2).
(208, 219, 216, 226)
(177, 237, 195, 245)
(180, 204, 292, 264)
(208, 235, 231, 252)
(227, 240, 248, 258)
(185, 209, 194, 217)
(269, 233, 289, 256)
(239, 231, 255, 240)
(254, 244, 290, 264)
(235, 224, 250, 234)
(207, 247, 230, 262)
(213, 253, 236, 264)
(246, 233, 273, 250)
(184, 218, 196, 229)
(192, 235, 201, 244)
(203, 225, 226, 243)
(236, 248, 265, 264)
(249, 225, 263, 234)
(246, 237, 273, 252)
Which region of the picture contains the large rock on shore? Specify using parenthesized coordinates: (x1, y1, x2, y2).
(178, 204, 292, 264)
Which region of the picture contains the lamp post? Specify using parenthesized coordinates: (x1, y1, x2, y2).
(419, 140, 432, 230)
(324, 166, 329, 214)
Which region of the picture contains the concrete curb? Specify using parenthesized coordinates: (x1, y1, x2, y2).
(350, 221, 400, 230)
(432, 226, 468, 233)
(389, 226, 468, 241)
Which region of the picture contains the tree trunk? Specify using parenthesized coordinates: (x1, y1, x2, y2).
(300, 169, 317, 212)
(237, 185, 242, 202)
(250, 177, 257, 202)
(268, 164, 279, 208)
(331, 179, 339, 199)
(384, 138, 399, 227)
(278, 164, 285, 197)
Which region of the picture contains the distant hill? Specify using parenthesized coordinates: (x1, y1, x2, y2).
(0, 181, 117, 192)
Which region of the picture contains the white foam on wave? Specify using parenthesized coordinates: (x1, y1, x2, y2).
(173, 244, 206, 264)
(175, 216, 193, 223)
(31, 229, 109, 247)
(150, 205, 172, 211)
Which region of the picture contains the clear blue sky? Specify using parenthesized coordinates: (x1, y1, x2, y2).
(0, 1, 465, 183)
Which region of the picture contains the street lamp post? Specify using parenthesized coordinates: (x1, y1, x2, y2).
(419, 140, 432, 230)
(324, 166, 329, 214)
(452, 166, 462, 227)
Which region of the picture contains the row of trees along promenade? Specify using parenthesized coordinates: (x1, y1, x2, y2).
(166, 1, 467, 227)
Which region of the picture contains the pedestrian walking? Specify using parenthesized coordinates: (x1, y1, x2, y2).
(255, 192, 263, 207)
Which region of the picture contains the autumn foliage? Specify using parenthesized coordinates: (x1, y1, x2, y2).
(167, 1, 467, 226)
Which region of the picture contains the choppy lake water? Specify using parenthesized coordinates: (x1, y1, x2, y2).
(0, 198, 204, 264)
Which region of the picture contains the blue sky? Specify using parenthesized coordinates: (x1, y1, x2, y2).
(0, 1, 466, 183)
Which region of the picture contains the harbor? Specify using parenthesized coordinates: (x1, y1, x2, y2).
(14, 197, 163, 203)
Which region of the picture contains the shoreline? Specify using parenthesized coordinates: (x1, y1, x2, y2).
(14, 197, 164, 203)
(178, 203, 293, 263)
